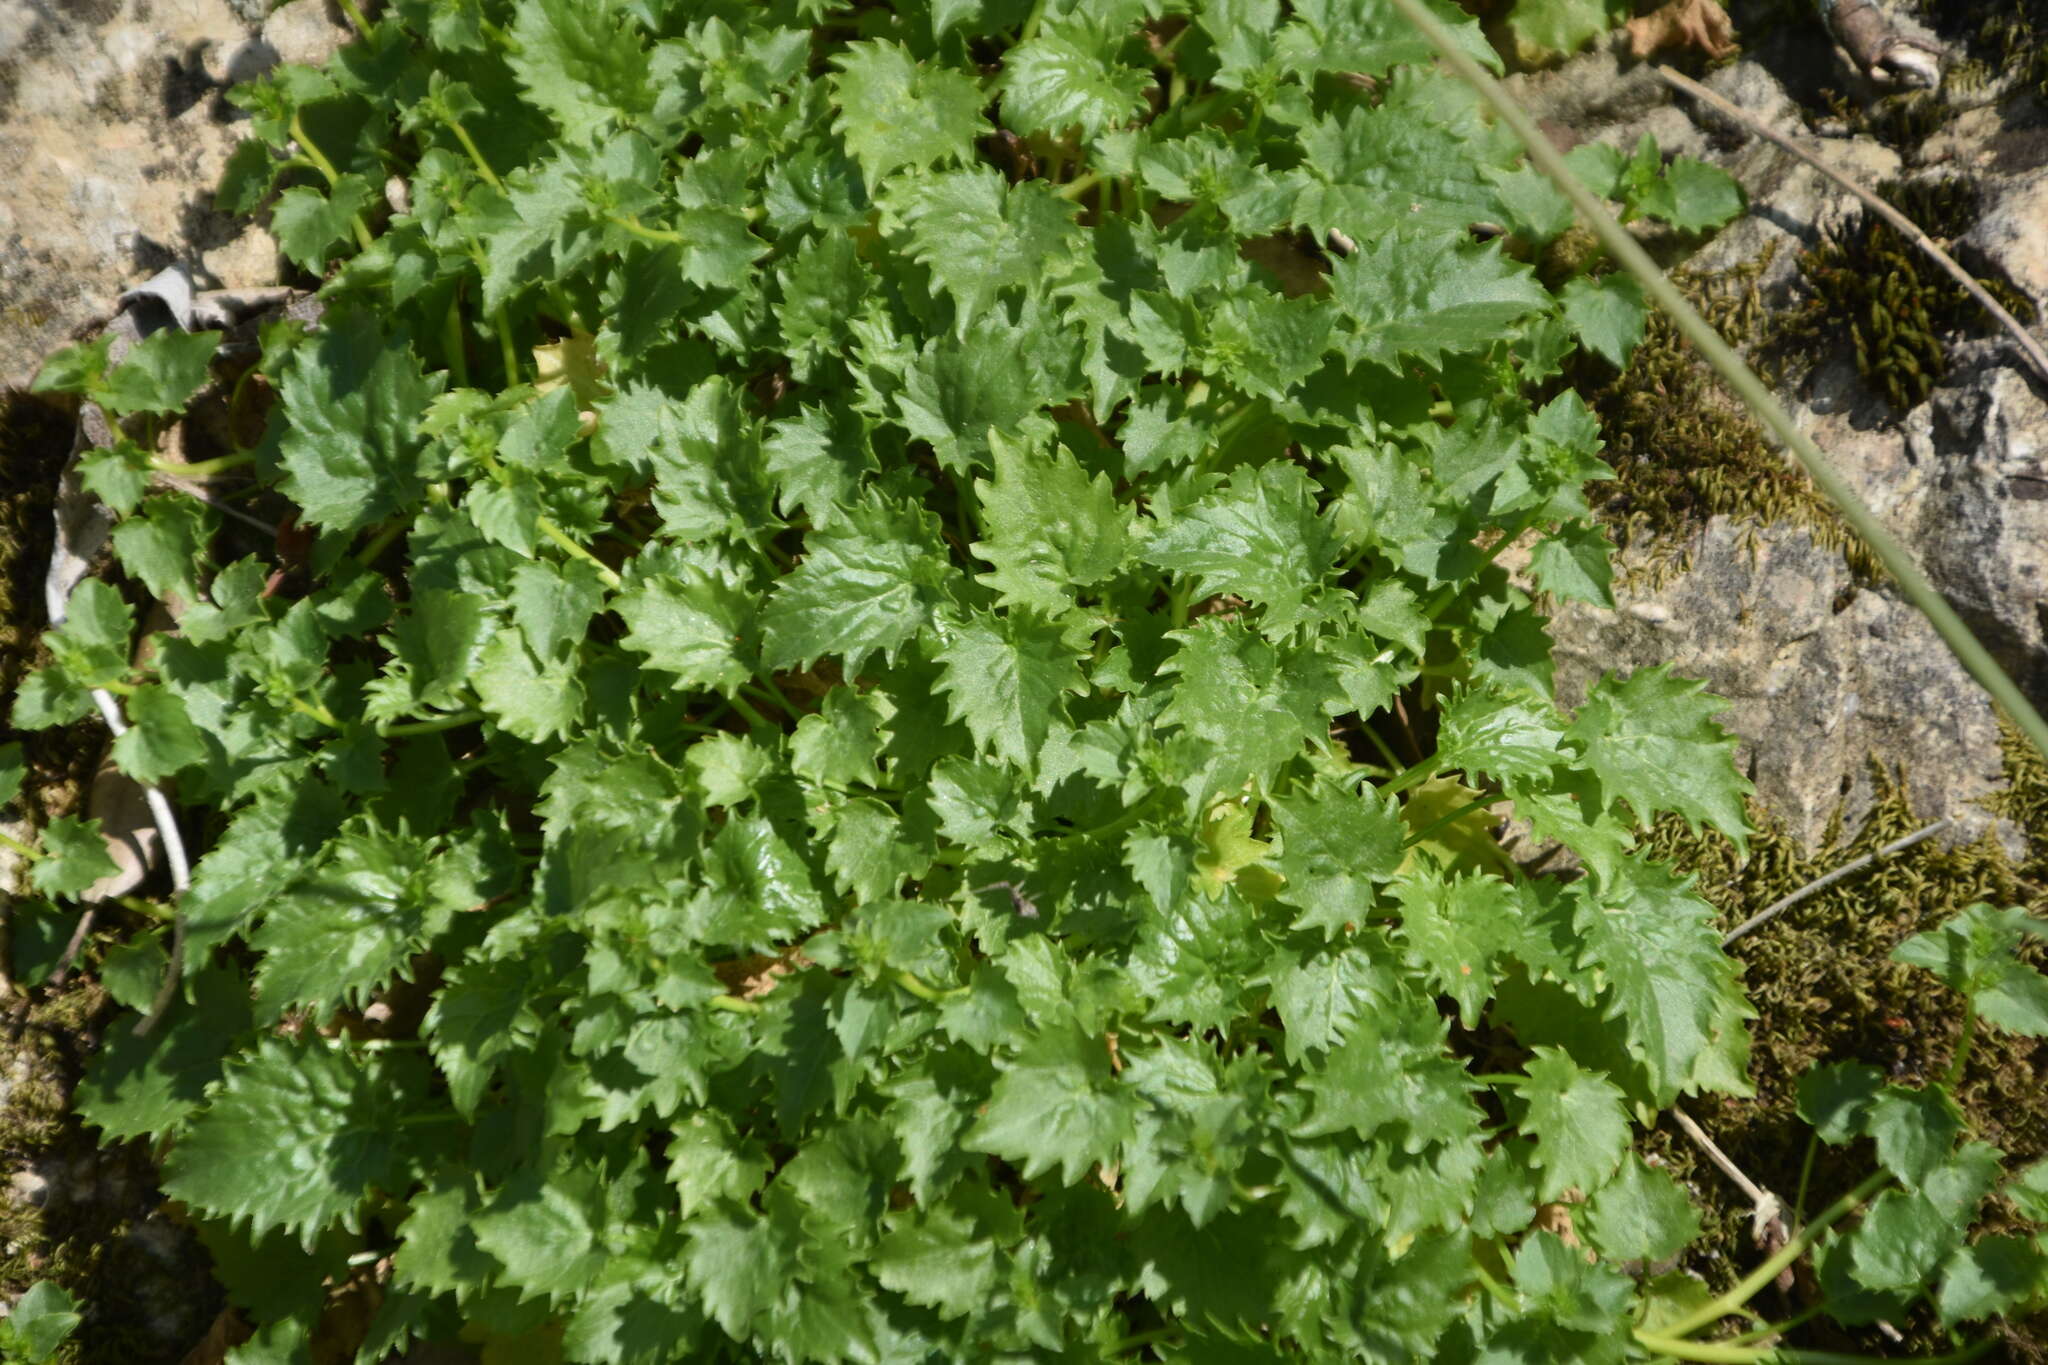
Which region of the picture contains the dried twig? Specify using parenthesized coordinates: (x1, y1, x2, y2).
(1671, 1105, 1788, 1252)
(1721, 818, 1950, 947)
(1655, 65, 2048, 393)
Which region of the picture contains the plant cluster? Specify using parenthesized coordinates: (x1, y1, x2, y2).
(5, 0, 2048, 1360)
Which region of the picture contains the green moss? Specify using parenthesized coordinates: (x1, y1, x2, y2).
(1632, 734, 2048, 1354)
(1770, 177, 2038, 414)
(1567, 250, 1883, 585)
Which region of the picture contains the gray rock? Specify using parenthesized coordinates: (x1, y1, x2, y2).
(1550, 518, 2009, 850)
(260, 0, 355, 69)
(0, 0, 344, 390)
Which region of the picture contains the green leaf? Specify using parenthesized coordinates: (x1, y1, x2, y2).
(682, 1211, 787, 1341)
(1505, 0, 1626, 59)
(506, 0, 652, 139)
(1000, 21, 1151, 140)
(1936, 1235, 2048, 1325)
(1528, 521, 1617, 608)
(4, 1282, 81, 1363)
(0, 742, 23, 810)
(162, 1038, 427, 1245)
(111, 684, 210, 783)
(274, 306, 442, 533)
(1566, 665, 1752, 851)
(97, 329, 219, 418)
(1573, 861, 1752, 1106)
(29, 816, 119, 898)
(615, 571, 754, 696)
(1272, 779, 1404, 939)
(935, 611, 1086, 772)
(1559, 274, 1646, 369)
(1892, 903, 2048, 1037)
(1332, 237, 1549, 373)
(870, 1203, 1000, 1319)
(1142, 464, 1334, 632)
(473, 1163, 610, 1303)
(1582, 1155, 1701, 1263)
(965, 1025, 1136, 1184)
(1866, 1083, 1964, 1188)
(1299, 998, 1482, 1151)
(1797, 1062, 1886, 1144)
(972, 428, 1131, 613)
(271, 177, 375, 272)
(1640, 157, 1746, 234)
(897, 170, 1080, 322)
(761, 496, 950, 674)
(831, 42, 984, 184)
(1514, 1047, 1631, 1201)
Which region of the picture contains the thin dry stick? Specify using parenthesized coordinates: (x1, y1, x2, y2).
(1721, 817, 1950, 947)
(1671, 1104, 1786, 1247)
(47, 907, 98, 989)
(1654, 64, 2048, 391)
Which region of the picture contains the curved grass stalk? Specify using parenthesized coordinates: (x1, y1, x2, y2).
(1384, 0, 2048, 770)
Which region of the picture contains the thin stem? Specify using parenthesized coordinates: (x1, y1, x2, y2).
(1655, 1170, 1889, 1340)
(494, 305, 520, 385)
(382, 710, 483, 738)
(291, 696, 341, 729)
(152, 450, 253, 479)
(608, 214, 684, 245)
(1791, 1131, 1819, 1232)
(1469, 1072, 1526, 1088)
(1724, 1303, 1828, 1348)
(1381, 754, 1438, 797)
(355, 518, 407, 568)
(1633, 1333, 1994, 1364)
(1402, 793, 1499, 848)
(0, 829, 40, 861)
(445, 117, 504, 192)
(334, 0, 371, 38)
(443, 291, 471, 388)
(709, 994, 762, 1014)
(729, 693, 772, 730)
(1057, 171, 1103, 202)
(1107, 1326, 1179, 1355)
(1385, 0, 2048, 769)
(1943, 1008, 1978, 1088)
(536, 517, 623, 589)
(289, 112, 374, 251)
(893, 970, 968, 1002)
(1722, 820, 1950, 947)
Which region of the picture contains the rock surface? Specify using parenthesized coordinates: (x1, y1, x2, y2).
(1517, 23, 2048, 849)
(0, 0, 350, 390)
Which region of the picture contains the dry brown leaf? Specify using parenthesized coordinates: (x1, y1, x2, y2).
(1626, 0, 1736, 60)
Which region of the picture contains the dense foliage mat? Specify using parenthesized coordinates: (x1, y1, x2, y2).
(7, 0, 2048, 1359)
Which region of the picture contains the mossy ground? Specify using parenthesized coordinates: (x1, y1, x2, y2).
(1, 388, 217, 1362)
(1633, 729, 2048, 1358)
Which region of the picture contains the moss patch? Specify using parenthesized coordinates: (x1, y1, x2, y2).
(1769, 177, 2039, 413)
(1565, 252, 1883, 584)
(1633, 733, 2048, 1356)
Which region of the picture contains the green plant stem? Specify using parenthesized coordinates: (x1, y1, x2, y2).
(1381, 754, 1438, 797)
(729, 693, 773, 730)
(1633, 1334, 1994, 1364)
(442, 294, 471, 387)
(1654, 1169, 1889, 1340)
(0, 829, 40, 861)
(1107, 1326, 1179, 1355)
(1402, 792, 1499, 847)
(1057, 171, 1103, 202)
(1943, 1008, 1978, 1088)
(608, 214, 684, 245)
(893, 970, 968, 1002)
(1724, 1303, 1828, 1347)
(536, 517, 623, 589)
(291, 697, 341, 728)
(709, 994, 762, 1014)
(355, 519, 407, 567)
(383, 710, 483, 738)
(1790, 1131, 1818, 1231)
(1384, 0, 2048, 770)
(445, 117, 504, 192)
(153, 451, 254, 478)
(334, 0, 371, 38)
(289, 113, 375, 251)
(494, 306, 520, 385)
